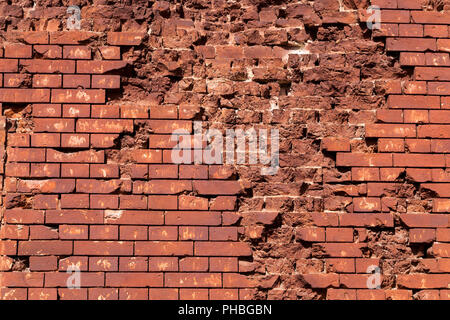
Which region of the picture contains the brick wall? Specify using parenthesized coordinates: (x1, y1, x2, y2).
(0, 0, 449, 300)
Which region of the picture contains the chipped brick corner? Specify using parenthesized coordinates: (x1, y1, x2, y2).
(0, 0, 450, 300)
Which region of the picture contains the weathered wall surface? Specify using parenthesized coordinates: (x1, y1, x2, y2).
(0, 0, 449, 300)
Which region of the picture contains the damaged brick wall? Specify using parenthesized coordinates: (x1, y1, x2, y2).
(0, 0, 449, 300)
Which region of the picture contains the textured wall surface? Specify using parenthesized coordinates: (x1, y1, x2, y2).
(0, 0, 450, 300)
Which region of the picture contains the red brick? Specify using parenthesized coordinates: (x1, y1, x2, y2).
(4, 73, 30, 88)
(400, 52, 425, 66)
(5, 163, 29, 177)
(411, 11, 450, 24)
(353, 198, 381, 212)
(7, 133, 30, 147)
(179, 195, 208, 210)
(165, 211, 221, 226)
(148, 257, 178, 271)
(4, 209, 44, 224)
(29, 226, 58, 240)
(33, 194, 58, 209)
(91, 105, 120, 118)
(49, 31, 100, 45)
(90, 134, 118, 148)
(397, 274, 450, 289)
(399, 24, 423, 37)
(415, 67, 450, 81)
(18, 241, 72, 255)
(119, 257, 147, 272)
(99, 46, 120, 59)
(88, 288, 118, 300)
(45, 272, 104, 287)
(120, 226, 148, 240)
(74, 241, 133, 256)
(296, 227, 325, 242)
(61, 194, 89, 209)
(399, 214, 448, 228)
(195, 242, 251, 256)
(33, 74, 61, 88)
(104, 210, 164, 225)
(28, 288, 57, 300)
(180, 257, 208, 272)
(46, 210, 103, 224)
(51, 89, 105, 104)
(336, 153, 392, 167)
(410, 229, 436, 243)
(149, 288, 178, 300)
(32, 104, 61, 117)
(61, 164, 89, 178)
(388, 95, 440, 109)
(58, 288, 88, 300)
(134, 180, 192, 194)
(0, 272, 44, 287)
(148, 226, 178, 240)
(21, 59, 75, 73)
(179, 226, 208, 241)
(47, 149, 104, 163)
(394, 154, 445, 167)
(118, 288, 148, 300)
(386, 38, 436, 52)
(90, 225, 118, 240)
(0, 224, 29, 240)
(119, 195, 147, 210)
(33, 118, 74, 132)
(179, 288, 208, 300)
